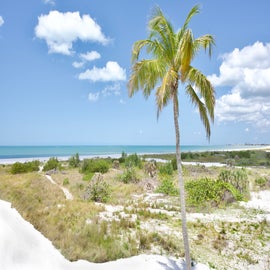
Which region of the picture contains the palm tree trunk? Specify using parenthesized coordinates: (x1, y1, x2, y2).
(173, 93, 191, 270)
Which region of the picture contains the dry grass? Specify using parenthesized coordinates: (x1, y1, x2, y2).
(1, 160, 270, 268)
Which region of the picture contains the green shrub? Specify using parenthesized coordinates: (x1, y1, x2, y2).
(43, 157, 60, 172)
(218, 168, 249, 195)
(156, 177, 179, 196)
(63, 178, 70, 186)
(158, 162, 174, 175)
(125, 153, 142, 168)
(120, 167, 139, 184)
(68, 153, 80, 168)
(85, 178, 111, 203)
(255, 177, 268, 188)
(185, 178, 241, 208)
(171, 157, 177, 170)
(118, 151, 127, 163)
(10, 160, 40, 174)
(81, 158, 110, 174)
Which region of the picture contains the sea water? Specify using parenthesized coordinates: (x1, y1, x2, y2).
(0, 144, 263, 163)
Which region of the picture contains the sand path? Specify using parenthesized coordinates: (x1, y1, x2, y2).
(45, 174, 73, 200)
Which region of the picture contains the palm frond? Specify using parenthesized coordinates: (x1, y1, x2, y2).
(179, 29, 195, 79)
(185, 84, 211, 140)
(187, 67, 215, 121)
(178, 5, 200, 40)
(156, 68, 178, 117)
(194, 34, 215, 57)
(128, 58, 165, 98)
(131, 39, 152, 63)
(148, 7, 176, 63)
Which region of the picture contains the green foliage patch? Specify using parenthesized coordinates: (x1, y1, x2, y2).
(43, 157, 61, 172)
(125, 153, 142, 168)
(255, 177, 268, 188)
(185, 178, 242, 208)
(156, 177, 179, 196)
(119, 167, 139, 184)
(68, 153, 80, 168)
(218, 168, 249, 197)
(81, 158, 110, 174)
(85, 178, 111, 203)
(10, 160, 40, 174)
(158, 162, 174, 175)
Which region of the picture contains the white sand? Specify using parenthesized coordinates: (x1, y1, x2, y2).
(240, 190, 270, 215)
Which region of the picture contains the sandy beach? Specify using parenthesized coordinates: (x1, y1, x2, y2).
(0, 145, 269, 165)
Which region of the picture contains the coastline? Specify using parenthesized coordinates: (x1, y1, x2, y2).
(0, 144, 269, 165)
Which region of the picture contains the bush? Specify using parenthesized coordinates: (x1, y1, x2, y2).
(255, 177, 268, 188)
(125, 153, 142, 168)
(185, 178, 241, 208)
(81, 158, 110, 174)
(69, 153, 80, 168)
(156, 177, 179, 196)
(43, 157, 60, 172)
(118, 151, 127, 163)
(84, 176, 111, 203)
(10, 160, 40, 174)
(158, 162, 174, 175)
(171, 157, 177, 170)
(218, 168, 249, 195)
(120, 167, 139, 184)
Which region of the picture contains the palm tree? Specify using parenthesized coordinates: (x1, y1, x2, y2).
(128, 5, 215, 269)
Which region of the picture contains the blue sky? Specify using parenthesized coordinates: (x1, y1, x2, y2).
(1, 0, 270, 146)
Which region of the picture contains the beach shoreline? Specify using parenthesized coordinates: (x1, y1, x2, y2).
(0, 144, 269, 165)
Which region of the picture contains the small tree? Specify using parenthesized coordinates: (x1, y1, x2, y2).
(43, 157, 60, 172)
(69, 153, 80, 168)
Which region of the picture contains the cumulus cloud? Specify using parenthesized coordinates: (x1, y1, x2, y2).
(79, 61, 126, 82)
(35, 10, 108, 55)
(72, 61, 84, 69)
(0, 16, 4, 27)
(88, 92, 100, 102)
(72, 51, 100, 69)
(208, 42, 270, 130)
(80, 51, 101, 62)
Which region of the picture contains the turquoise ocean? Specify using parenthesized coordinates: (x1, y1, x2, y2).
(0, 145, 265, 163)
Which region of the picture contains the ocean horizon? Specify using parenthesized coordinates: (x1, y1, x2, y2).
(0, 144, 269, 164)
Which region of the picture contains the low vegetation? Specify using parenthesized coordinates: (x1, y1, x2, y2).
(1, 150, 270, 269)
(10, 160, 40, 174)
(43, 157, 61, 171)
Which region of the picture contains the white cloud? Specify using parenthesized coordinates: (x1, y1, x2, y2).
(208, 42, 270, 130)
(79, 61, 126, 82)
(73, 51, 100, 69)
(88, 92, 100, 102)
(87, 83, 123, 103)
(80, 51, 101, 62)
(102, 83, 121, 97)
(72, 61, 84, 69)
(35, 10, 108, 55)
(0, 16, 4, 27)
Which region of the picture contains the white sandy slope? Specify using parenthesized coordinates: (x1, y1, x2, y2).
(0, 199, 209, 270)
